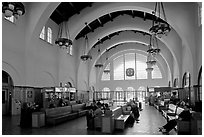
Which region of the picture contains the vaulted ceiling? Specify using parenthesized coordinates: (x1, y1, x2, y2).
(50, 2, 166, 43)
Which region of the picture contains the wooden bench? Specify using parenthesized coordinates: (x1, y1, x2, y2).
(45, 103, 88, 125)
(45, 106, 73, 125)
(161, 103, 193, 133)
(94, 108, 103, 129)
(113, 106, 131, 130)
(72, 103, 88, 117)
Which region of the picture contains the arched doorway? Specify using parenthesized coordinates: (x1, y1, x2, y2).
(198, 67, 202, 101)
(2, 70, 14, 115)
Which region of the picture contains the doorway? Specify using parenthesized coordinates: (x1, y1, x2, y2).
(2, 71, 13, 115)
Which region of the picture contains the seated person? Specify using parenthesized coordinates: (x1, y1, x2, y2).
(94, 107, 103, 116)
(104, 103, 110, 110)
(159, 104, 191, 134)
(131, 103, 140, 121)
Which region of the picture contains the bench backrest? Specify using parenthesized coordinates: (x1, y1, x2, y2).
(112, 107, 122, 118)
(176, 107, 184, 115)
(72, 103, 85, 112)
(45, 106, 72, 116)
(168, 104, 177, 112)
(168, 104, 184, 115)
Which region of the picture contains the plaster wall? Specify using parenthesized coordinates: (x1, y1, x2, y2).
(2, 14, 26, 85)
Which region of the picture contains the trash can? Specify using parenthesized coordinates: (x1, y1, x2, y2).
(32, 112, 45, 128)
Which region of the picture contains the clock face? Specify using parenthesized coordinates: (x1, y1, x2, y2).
(126, 68, 134, 77)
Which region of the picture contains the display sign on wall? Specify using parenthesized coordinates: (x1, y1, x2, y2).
(126, 68, 134, 77)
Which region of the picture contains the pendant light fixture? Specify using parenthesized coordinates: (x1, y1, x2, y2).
(95, 39, 103, 68)
(80, 35, 92, 61)
(147, 34, 160, 56)
(149, 2, 171, 38)
(55, 21, 72, 49)
(2, 2, 25, 19)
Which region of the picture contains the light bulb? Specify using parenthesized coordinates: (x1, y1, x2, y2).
(4, 9, 13, 17)
(17, 9, 23, 16)
(8, 3, 14, 10)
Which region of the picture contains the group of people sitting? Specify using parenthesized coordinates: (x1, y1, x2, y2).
(159, 101, 192, 134)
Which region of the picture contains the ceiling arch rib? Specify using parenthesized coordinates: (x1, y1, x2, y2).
(88, 31, 173, 77)
(75, 9, 166, 40)
(82, 14, 179, 79)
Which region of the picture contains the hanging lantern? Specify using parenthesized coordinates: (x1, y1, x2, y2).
(146, 67, 153, 73)
(146, 52, 156, 67)
(80, 35, 92, 61)
(2, 2, 25, 18)
(149, 2, 171, 38)
(55, 21, 72, 49)
(147, 35, 160, 56)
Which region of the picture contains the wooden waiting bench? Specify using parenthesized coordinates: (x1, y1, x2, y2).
(45, 103, 88, 126)
(160, 103, 193, 134)
(113, 106, 131, 130)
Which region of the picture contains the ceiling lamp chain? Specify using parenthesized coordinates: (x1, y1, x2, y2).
(95, 39, 103, 68)
(55, 21, 72, 49)
(103, 49, 110, 74)
(149, 2, 171, 38)
(2, 2, 25, 19)
(80, 35, 92, 61)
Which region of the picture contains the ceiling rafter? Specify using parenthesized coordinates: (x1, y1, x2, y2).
(131, 10, 135, 18)
(85, 22, 94, 32)
(109, 13, 113, 21)
(97, 18, 103, 27)
(69, 2, 80, 14)
(55, 9, 66, 21)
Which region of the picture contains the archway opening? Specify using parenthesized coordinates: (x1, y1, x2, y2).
(2, 70, 14, 115)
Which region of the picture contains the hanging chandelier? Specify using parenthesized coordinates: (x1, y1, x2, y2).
(80, 35, 92, 61)
(149, 2, 171, 38)
(146, 52, 156, 67)
(146, 67, 153, 73)
(95, 40, 103, 68)
(55, 21, 72, 49)
(147, 35, 160, 55)
(2, 2, 25, 19)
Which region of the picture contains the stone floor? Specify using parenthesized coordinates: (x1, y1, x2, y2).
(2, 103, 177, 135)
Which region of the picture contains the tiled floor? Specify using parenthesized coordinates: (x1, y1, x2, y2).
(2, 103, 177, 135)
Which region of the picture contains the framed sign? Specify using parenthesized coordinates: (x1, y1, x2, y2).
(27, 91, 32, 98)
(126, 68, 134, 77)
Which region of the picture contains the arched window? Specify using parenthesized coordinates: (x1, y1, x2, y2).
(39, 26, 45, 40)
(101, 63, 110, 81)
(183, 72, 190, 88)
(102, 87, 110, 99)
(136, 54, 147, 79)
(137, 86, 146, 102)
(152, 65, 162, 79)
(47, 27, 52, 44)
(198, 67, 202, 101)
(115, 87, 123, 101)
(173, 78, 178, 87)
(127, 87, 135, 91)
(114, 55, 124, 80)
(126, 87, 135, 101)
